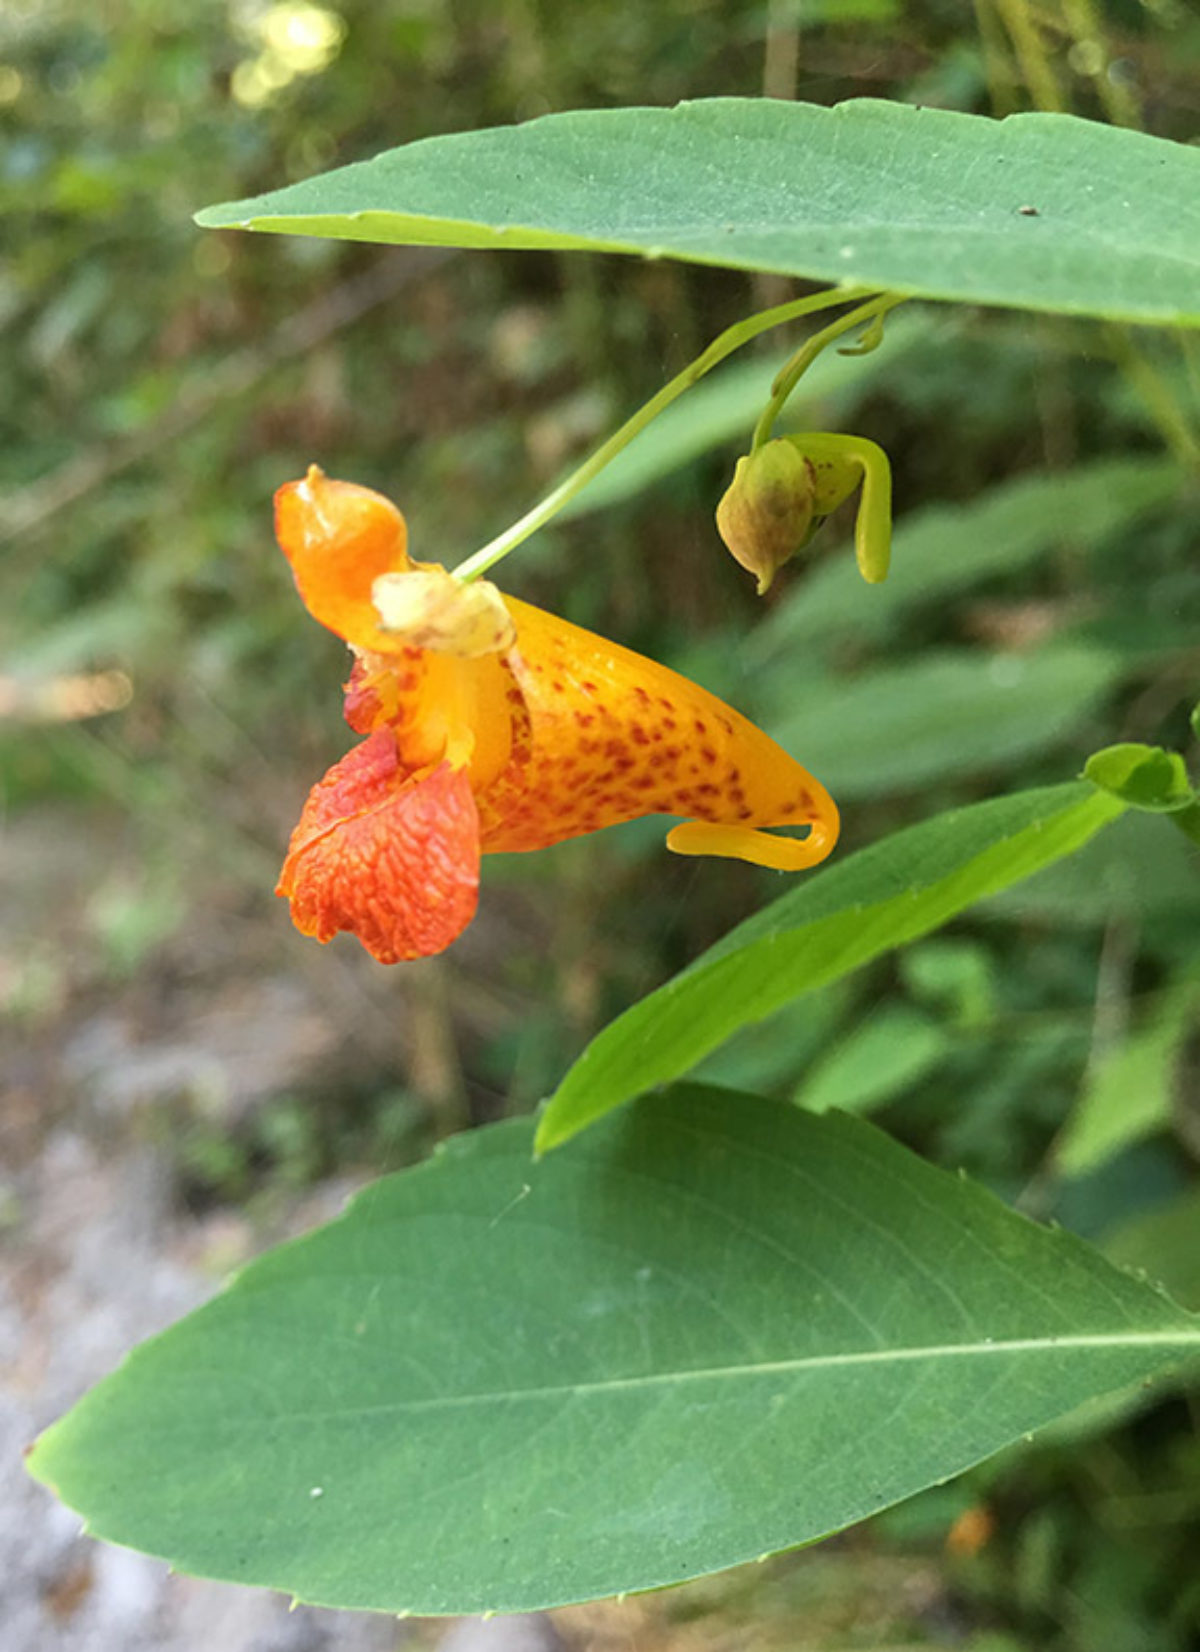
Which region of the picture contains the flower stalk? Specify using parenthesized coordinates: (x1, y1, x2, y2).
(452, 285, 894, 584)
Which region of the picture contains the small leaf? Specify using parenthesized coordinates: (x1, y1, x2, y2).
(27, 1090, 1200, 1615)
(793, 1004, 950, 1114)
(1084, 742, 1196, 813)
(196, 101, 1200, 326)
(1057, 974, 1200, 1177)
(537, 783, 1124, 1151)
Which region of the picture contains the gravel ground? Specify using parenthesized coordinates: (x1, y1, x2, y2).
(2, 1055, 572, 1652)
(0, 808, 563, 1652)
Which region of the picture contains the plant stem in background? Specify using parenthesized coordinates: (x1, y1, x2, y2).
(991, 0, 1067, 111)
(1103, 326, 1200, 468)
(979, 1, 1196, 468)
(973, 0, 1020, 116)
(452, 286, 880, 583)
(1060, 0, 1142, 128)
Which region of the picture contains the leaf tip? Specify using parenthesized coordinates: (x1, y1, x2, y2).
(531, 1116, 557, 1159)
(533, 1099, 584, 1157)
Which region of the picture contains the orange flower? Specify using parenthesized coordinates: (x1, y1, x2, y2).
(275, 467, 840, 963)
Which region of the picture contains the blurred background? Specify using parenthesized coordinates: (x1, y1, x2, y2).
(2, 1, 1199, 1648)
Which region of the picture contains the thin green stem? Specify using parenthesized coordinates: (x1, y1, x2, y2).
(993, 0, 1066, 112)
(1060, 0, 1142, 129)
(972, 0, 1019, 117)
(1103, 325, 1200, 469)
(451, 285, 879, 582)
(750, 293, 907, 452)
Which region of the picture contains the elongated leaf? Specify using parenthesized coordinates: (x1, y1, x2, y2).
(196, 101, 1200, 326)
(751, 458, 1181, 665)
(765, 644, 1120, 800)
(537, 783, 1123, 1150)
(28, 1089, 1199, 1616)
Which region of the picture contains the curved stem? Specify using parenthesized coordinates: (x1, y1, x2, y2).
(751, 292, 908, 451)
(452, 285, 881, 582)
(1102, 324, 1200, 468)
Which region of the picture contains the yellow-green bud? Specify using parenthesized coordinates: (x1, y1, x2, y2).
(715, 439, 816, 595)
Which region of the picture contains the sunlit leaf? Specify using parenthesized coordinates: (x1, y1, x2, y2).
(197, 101, 1200, 326)
(537, 783, 1124, 1151)
(1084, 742, 1197, 813)
(28, 1089, 1200, 1615)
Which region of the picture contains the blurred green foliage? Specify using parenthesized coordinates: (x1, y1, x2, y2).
(4, 0, 1200, 1646)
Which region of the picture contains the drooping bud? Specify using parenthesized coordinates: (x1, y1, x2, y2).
(371, 567, 517, 658)
(715, 439, 817, 595)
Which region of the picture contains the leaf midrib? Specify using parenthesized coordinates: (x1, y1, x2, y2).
(170, 1328, 1200, 1428)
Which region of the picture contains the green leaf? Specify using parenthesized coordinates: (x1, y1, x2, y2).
(537, 783, 1124, 1151)
(28, 1089, 1200, 1615)
(793, 1004, 951, 1114)
(1056, 973, 1200, 1177)
(1171, 803, 1200, 849)
(764, 645, 1120, 801)
(983, 809, 1200, 927)
(196, 101, 1200, 326)
(1084, 742, 1197, 813)
(691, 988, 848, 1096)
(1105, 1188, 1200, 1312)
(750, 458, 1181, 666)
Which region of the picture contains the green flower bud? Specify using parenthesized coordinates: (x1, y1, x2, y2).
(715, 439, 817, 595)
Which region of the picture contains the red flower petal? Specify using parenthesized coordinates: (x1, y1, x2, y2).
(277, 731, 480, 964)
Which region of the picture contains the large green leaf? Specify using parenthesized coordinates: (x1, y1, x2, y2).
(765, 644, 1120, 800)
(537, 783, 1123, 1151)
(196, 101, 1200, 326)
(29, 1088, 1199, 1616)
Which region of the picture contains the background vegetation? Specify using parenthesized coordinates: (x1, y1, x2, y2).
(4, 1, 1199, 1647)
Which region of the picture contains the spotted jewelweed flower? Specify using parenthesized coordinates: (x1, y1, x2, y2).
(275, 467, 840, 963)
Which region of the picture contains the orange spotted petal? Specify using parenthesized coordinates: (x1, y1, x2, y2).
(476, 597, 840, 872)
(277, 730, 480, 964)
